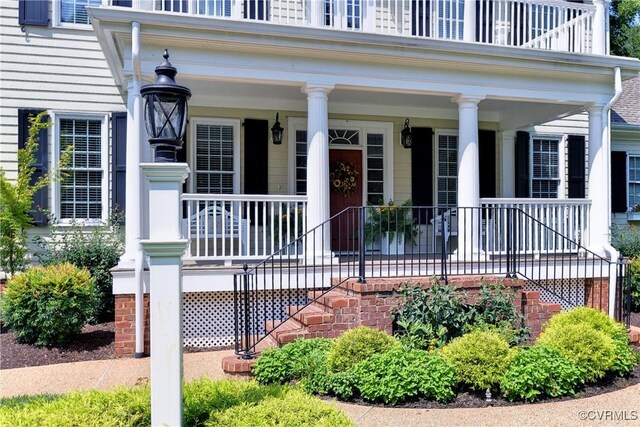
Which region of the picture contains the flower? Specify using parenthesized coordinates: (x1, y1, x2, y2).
(330, 161, 359, 196)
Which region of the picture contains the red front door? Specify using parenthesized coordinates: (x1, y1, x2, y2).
(329, 149, 363, 252)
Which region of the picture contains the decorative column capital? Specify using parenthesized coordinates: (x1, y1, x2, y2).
(453, 95, 485, 108)
(302, 82, 335, 97)
(140, 163, 190, 183)
(587, 103, 605, 114)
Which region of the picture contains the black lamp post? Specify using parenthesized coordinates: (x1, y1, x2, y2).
(271, 113, 284, 145)
(401, 118, 412, 149)
(140, 49, 191, 162)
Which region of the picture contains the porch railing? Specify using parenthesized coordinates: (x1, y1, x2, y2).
(234, 205, 620, 357)
(181, 193, 307, 262)
(480, 198, 591, 254)
(116, 0, 596, 54)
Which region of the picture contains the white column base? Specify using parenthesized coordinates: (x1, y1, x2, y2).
(451, 248, 489, 263)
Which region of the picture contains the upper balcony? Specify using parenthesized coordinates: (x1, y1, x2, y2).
(116, 0, 605, 55)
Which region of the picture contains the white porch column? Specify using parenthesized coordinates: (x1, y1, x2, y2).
(463, 0, 476, 42)
(303, 83, 334, 259)
(592, 0, 611, 55)
(455, 95, 484, 259)
(587, 104, 609, 254)
(118, 79, 144, 267)
(500, 131, 516, 198)
(140, 163, 189, 427)
(309, 0, 322, 27)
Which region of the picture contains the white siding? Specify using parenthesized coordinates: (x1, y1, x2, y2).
(0, 1, 124, 183)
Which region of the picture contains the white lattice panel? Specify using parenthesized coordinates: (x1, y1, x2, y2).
(182, 290, 308, 348)
(523, 279, 586, 311)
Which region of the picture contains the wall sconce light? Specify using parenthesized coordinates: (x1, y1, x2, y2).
(401, 118, 412, 149)
(271, 113, 284, 145)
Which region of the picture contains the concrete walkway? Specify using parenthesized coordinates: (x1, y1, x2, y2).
(1, 351, 639, 426)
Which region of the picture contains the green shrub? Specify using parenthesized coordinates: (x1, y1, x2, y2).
(326, 371, 358, 401)
(0, 380, 344, 427)
(252, 338, 332, 385)
(441, 330, 515, 392)
(500, 345, 581, 402)
(327, 326, 398, 372)
(206, 388, 354, 427)
(0, 263, 98, 347)
(471, 281, 529, 345)
(34, 214, 124, 322)
(393, 280, 472, 349)
(537, 323, 616, 383)
(542, 307, 636, 376)
(611, 224, 640, 258)
(350, 346, 456, 405)
(628, 257, 640, 312)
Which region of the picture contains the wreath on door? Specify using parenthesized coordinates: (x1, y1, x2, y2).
(330, 161, 359, 196)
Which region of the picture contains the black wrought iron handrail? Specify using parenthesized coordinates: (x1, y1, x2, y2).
(233, 205, 627, 358)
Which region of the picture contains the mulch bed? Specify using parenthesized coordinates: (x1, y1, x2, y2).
(0, 322, 116, 370)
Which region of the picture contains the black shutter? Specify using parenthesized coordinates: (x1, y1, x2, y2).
(611, 151, 627, 213)
(411, 127, 433, 224)
(476, 0, 494, 43)
(244, 0, 270, 20)
(163, 0, 188, 12)
(515, 131, 530, 198)
(18, 109, 49, 226)
(479, 130, 496, 198)
(244, 119, 269, 223)
(111, 112, 127, 217)
(112, 0, 132, 6)
(19, 0, 49, 27)
(567, 135, 586, 199)
(411, 0, 431, 37)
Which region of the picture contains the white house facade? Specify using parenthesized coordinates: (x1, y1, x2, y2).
(2, 0, 640, 358)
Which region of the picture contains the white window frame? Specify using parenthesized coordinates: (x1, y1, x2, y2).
(189, 118, 241, 194)
(434, 129, 458, 207)
(53, 0, 107, 29)
(529, 134, 566, 199)
(287, 117, 393, 202)
(628, 154, 640, 211)
(50, 111, 109, 224)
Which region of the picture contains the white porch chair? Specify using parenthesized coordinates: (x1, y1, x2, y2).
(181, 204, 249, 255)
(430, 209, 457, 252)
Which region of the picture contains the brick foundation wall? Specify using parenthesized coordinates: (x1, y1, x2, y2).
(584, 278, 609, 313)
(521, 291, 562, 338)
(114, 294, 150, 357)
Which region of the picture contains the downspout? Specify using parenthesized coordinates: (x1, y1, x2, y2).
(603, 66, 622, 318)
(132, 21, 145, 358)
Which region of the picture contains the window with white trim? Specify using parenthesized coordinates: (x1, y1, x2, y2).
(628, 155, 640, 209)
(57, 116, 107, 220)
(194, 121, 237, 194)
(59, 0, 102, 25)
(531, 137, 560, 198)
(437, 133, 457, 207)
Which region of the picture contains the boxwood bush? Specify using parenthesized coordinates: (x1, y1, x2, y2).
(326, 326, 398, 372)
(350, 346, 456, 405)
(500, 345, 581, 402)
(541, 307, 636, 376)
(0, 263, 98, 347)
(441, 330, 515, 392)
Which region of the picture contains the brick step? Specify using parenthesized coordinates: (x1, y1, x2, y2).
(222, 335, 277, 375)
(286, 304, 335, 327)
(307, 290, 358, 311)
(264, 318, 310, 345)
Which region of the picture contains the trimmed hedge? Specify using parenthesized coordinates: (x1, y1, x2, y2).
(326, 326, 398, 372)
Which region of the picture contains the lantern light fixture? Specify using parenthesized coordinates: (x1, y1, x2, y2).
(140, 49, 191, 162)
(401, 118, 413, 149)
(271, 113, 284, 145)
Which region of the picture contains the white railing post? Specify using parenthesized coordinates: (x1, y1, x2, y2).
(591, 0, 610, 55)
(140, 163, 189, 427)
(463, 0, 476, 42)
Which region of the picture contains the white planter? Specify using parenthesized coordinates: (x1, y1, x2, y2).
(381, 233, 405, 255)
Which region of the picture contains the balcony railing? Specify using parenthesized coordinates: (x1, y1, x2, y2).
(118, 0, 597, 54)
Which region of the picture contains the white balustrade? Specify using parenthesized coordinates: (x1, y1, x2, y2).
(480, 198, 591, 255)
(110, 0, 597, 54)
(181, 193, 307, 261)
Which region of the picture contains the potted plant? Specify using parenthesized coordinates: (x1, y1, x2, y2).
(365, 200, 418, 255)
(628, 204, 640, 221)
